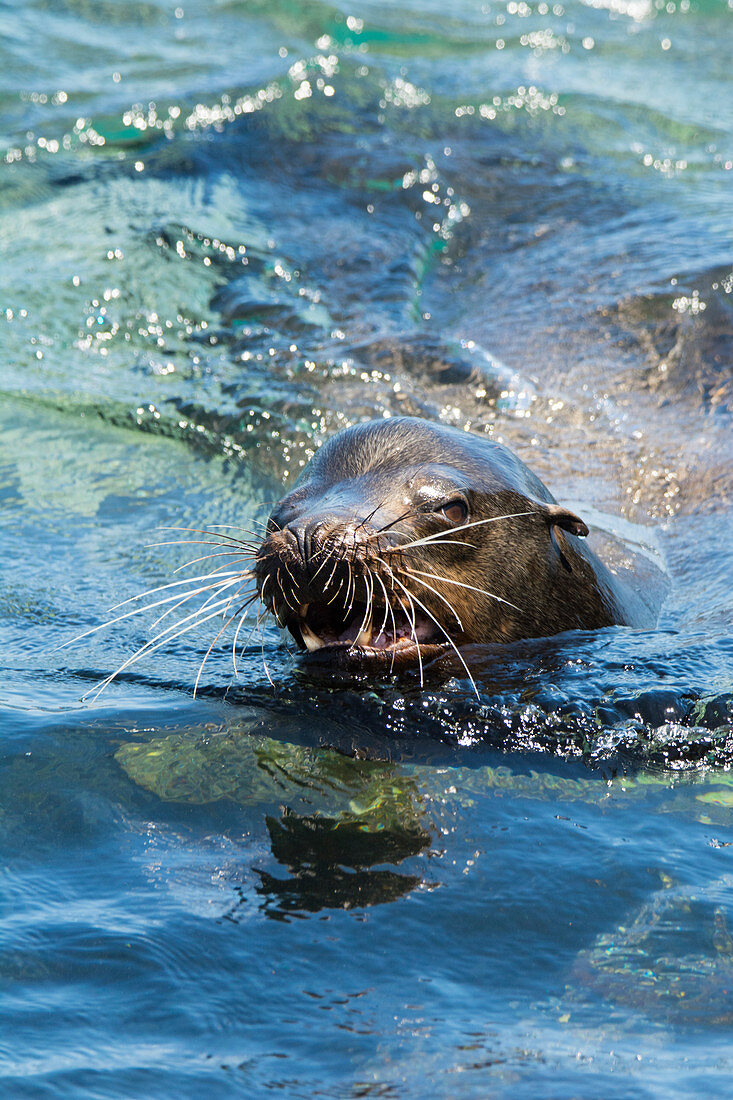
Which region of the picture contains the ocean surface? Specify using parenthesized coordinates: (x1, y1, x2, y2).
(1, 0, 732, 1096)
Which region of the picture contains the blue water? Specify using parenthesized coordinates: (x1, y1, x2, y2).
(2, 0, 732, 1096)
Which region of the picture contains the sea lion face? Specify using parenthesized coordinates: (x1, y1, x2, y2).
(255, 417, 606, 665)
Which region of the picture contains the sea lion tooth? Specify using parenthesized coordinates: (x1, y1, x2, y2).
(300, 621, 325, 652)
(355, 625, 373, 647)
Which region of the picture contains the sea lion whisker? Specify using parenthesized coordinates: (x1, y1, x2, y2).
(401, 567, 521, 612)
(151, 539, 258, 561)
(259, 573, 281, 626)
(392, 511, 538, 552)
(135, 580, 249, 650)
(364, 507, 423, 540)
(213, 593, 260, 685)
(360, 465, 431, 541)
(228, 588, 260, 617)
(231, 596, 261, 676)
(253, 545, 281, 562)
(325, 572, 348, 606)
(390, 575, 479, 700)
(59, 576, 244, 649)
(349, 526, 362, 570)
(233, 613, 264, 674)
(354, 499, 392, 536)
(356, 510, 376, 533)
(322, 552, 341, 595)
(245, 513, 283, 539)
(378, 565, 419, 670)
(80, 604, 230, 701)
(156, 524, 260, 547)
(279, 563, 299, 613)
(274, 571, 298, 620)
(198, 527, 260, 548)
(205, 523, 265, 538)
(346, 564, 361, 617)
(309, 545, 336, 583)
(80, 600, 239, 702)
(256, 608, 276, 688)
(150, 576, 254, 629)
(343, 559, 357, 616)
(394, 567, 464, 630)
(107, 570, 246, 611)
(350, 567, 374, 649)
(393, 587, 424, 688)
(383, 537, 475, 553)
(154, 575, 256, 630)
(378, 562, 424, 675)
(371, 571, 393, 641)
(193, 585, 256, 697)
(185, 557, 254, 580)
(172, 550, 257, 574)
(147, 537, 257, 553)
(353, 567, 372, 641)
(373, 572, 401, 673)
(143, 590, 246, 646)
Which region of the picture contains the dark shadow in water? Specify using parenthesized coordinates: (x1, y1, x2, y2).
(215, 629, 733, 771)
(214, 808, 428, 922)
(266, 807, 430, 869)
(83, 620, 733, 770)
(253, 865, 421, 919)
(254, 806, 427, 917)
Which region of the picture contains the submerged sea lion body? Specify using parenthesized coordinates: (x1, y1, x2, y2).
(255, 417, 655, 664)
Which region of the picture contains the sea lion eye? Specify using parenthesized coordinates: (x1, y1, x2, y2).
(439, 499, 469, 525)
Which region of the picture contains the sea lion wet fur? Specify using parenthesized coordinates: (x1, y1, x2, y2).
(255, 417, 656, 662)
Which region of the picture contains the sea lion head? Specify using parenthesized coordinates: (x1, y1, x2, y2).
(254, 416, 611, 666)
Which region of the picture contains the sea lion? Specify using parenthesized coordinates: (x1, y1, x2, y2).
(254, 416, 656, 667)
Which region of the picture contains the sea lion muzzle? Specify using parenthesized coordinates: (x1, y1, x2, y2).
(255, 496, 444, 659)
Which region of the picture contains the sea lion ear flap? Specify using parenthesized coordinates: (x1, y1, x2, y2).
(541, 503, 589, 538)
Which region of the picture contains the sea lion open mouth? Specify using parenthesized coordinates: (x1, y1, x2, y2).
(295, 600, 440, 656)
(254, 519, 450, 665)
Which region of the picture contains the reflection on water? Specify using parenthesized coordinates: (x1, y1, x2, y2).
(1, 0, 732, 1094)
(115, 726, 432, 913)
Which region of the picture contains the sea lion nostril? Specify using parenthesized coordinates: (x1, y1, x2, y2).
(305, 520, 329, 561)
(283, 519, 310, 563)
(286, 518, 331, 565)
(288, 518, 365, 567)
